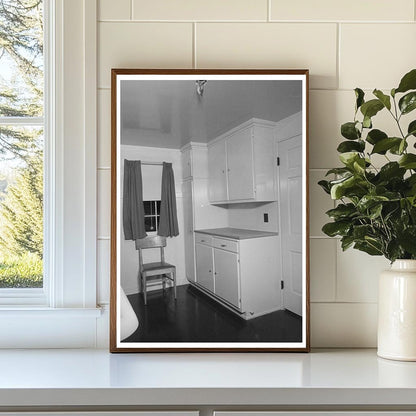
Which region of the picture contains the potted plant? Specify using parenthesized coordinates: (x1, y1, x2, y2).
(319, 68, 416, 361)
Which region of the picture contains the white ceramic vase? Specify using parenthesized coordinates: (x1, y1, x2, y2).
(378, 259, 416, 361)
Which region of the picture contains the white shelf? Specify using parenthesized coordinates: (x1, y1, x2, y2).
(0, 349, 416, 408)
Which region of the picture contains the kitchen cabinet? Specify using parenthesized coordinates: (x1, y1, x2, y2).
(181, 144, 228, 286)
(208, 139, 228, 202)
(208, 118, 276, 204)
(194, 229, 280, 319)
(195, 242, 214, 292)
(214, 245, 240, 308)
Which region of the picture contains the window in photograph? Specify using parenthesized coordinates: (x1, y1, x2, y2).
(143, 200, 161, 233)
(0, 0, 44, 289)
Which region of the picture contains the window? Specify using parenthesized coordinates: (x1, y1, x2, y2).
(0, 0, 45, 291)
(144, 200, 161, 232)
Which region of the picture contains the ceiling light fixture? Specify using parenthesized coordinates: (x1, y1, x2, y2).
(196, 80, 207, 97)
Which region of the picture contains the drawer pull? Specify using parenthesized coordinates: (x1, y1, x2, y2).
(220, 244, 226, 247)
(201, 239, 206, 242)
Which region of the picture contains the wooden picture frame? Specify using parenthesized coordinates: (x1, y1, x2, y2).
(110, 69, 310, 352)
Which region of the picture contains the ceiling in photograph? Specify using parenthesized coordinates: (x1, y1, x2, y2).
(120, 79, 302, 149)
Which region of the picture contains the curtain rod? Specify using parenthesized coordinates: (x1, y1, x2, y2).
(141, 161, 164, 166)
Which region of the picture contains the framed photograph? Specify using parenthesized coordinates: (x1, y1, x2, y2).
(110, 69, 310, 352)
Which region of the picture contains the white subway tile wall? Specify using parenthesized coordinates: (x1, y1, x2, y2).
(97, 0, 416, 347)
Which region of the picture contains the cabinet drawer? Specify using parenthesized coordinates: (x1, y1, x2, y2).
(195, 233, 212, 245)
(213, 237, 238, 253)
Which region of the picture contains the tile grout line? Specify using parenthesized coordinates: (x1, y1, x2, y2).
(336, 22, 340, 90)
(97, 19, 415, 24)
(267, 0, 271, 22)
(192, 22, 197, 68)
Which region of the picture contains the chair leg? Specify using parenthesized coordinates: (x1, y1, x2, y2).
(162, 275, 166, 292)
(143, 274, 147, 305)
(172, 269, 177, 300)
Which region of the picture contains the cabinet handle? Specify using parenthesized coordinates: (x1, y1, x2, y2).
(201, 239, 206, 242)
(208, 270, 212, 273)
(220, 244, 226, 247)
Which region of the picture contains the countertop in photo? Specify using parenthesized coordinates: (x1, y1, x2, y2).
(195, 227, 279, 240)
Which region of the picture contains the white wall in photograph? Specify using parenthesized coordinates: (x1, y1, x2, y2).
(120, 145, 186, 295)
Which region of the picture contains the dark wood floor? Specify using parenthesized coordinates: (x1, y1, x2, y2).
(123, 284, 302, 343)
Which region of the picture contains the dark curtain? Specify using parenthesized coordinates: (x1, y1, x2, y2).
(123, 160, 147, 240)
(158, 162, 179, 237)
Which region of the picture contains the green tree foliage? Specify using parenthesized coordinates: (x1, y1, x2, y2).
(0, 0, 43, 162)
(0, 0, 43, 286)
(0, 153, 43, 258)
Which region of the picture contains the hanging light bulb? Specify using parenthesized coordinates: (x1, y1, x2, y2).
(196, 80, 207, 97)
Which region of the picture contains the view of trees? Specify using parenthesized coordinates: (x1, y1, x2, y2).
(0, 0, 44, 288)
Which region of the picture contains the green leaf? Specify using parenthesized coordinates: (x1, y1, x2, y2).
(373, 89, 391, 110)
(357, 195, 389, 211)
(339, 151, 360, 166)
(318, 180, 331, 194)
(407, 120, 416, 138)
(390, 139, 408, 155)
(330, 175, 363, 200)
(354, 241, 383, 256)
(398, 226, 416, 255)
(341, 122, 361, 140)
(337, 140, 365, 153)
(369, 203, 383, 220)
(395, 69, 416, 94)
(355, 88, 365, 110)
(341, 235, 355, 251)
(325, 167, 351, 176)
(326, 203, 356, 220)
(366, 129, 387, 145)
(363, 115, 372, 129)
(399, 92, 416, 115)
(360, 99, 384, 120)
(399, 153, 416, 169)
(377, 162, 406, 181)
(322, 221, 351, 237)
(371, 137, 402, 154)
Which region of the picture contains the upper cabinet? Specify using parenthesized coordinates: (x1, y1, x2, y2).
(208, 139, 228, 202)
(208, 119, 276, 204)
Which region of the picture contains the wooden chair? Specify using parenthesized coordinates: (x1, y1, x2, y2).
(135, 236, 177, 305)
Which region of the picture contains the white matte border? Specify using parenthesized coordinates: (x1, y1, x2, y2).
(115, 72, 308, 350)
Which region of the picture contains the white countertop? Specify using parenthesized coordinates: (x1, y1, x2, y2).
(0, 349, 416, 407)
(195, 227, 279, 239)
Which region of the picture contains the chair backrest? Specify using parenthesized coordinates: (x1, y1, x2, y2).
(135, 236, 167, 270)
(135, 235, 166, 250)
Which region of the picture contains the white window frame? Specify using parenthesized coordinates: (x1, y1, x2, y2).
(0, 0, 101, 348)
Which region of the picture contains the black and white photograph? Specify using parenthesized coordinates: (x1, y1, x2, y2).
(110, 69, 309, 352)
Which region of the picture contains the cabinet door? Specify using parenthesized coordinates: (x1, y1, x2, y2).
(195, 243, 214, 292)
(214, 248, 240, 308)
(208, 140, 228, 202)
(227, 128, 255, 201)
(182, 181, 195, 282)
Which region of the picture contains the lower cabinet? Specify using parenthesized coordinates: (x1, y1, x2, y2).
(195, 242, 214, 292)
(194, 232, 280, 319)
(214, 248, 240, 308)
